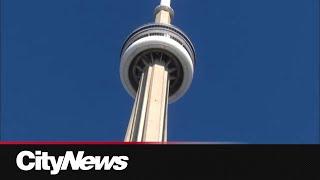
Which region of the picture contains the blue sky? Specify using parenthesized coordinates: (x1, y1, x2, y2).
(1, 0, 319, 143)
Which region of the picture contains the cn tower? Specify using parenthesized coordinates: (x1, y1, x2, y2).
(120, 0, 196, 142)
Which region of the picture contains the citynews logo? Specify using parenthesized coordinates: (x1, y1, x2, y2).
(16, 150, 129, 175)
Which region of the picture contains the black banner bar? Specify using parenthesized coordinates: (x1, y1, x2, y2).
(0, 144, 319, 179)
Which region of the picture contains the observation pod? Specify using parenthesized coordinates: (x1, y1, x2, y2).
(120, 23, 196, 103)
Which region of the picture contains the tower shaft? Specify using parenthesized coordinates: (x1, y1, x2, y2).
(155, 10, 171, 24)
(155, 0, 173, 24)
(121, 0, 195, 142)
(124, 63, 169, 142)
(124, 0, 172, 142)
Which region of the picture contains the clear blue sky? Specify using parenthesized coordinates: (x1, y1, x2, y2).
(1, 0, 319, 143)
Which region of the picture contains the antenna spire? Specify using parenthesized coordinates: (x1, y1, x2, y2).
(160, 0, 171, 7)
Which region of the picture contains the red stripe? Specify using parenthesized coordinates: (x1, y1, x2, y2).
(0, 141, 172, 145)
(0, 141, 228, 145)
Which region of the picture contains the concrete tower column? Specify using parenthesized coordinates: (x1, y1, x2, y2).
(124, 63, 169, 142)
(124, 1, 172, 142)
(120, 0, 195, 142)
(155, 0, 173, 24)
